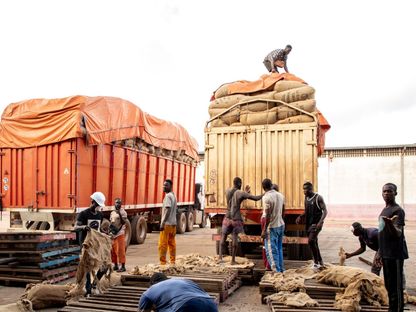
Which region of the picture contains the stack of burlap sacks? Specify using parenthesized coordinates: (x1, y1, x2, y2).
(113, 138, 196, 165)
(131, 253, 255, 276)
(209, 80, 316, 127)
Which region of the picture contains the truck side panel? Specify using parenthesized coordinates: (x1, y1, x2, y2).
(2, 138, 197, 214)
(1, 141, 76, 211)
(204, 123, 318, 219)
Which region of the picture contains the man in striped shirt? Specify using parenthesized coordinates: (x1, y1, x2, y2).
(263, 45, 292, 73)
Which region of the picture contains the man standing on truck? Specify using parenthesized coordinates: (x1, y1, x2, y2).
(296, 182, 327, 271)
(159, 179, 178, 265)
(378, 183, 408, 312)
(110, 198, 128, 272)
(74, 191, 106, 296)
(219, 177, 263, 265)
(345, 222, 382, 276)
(263, 44, 292, 73)
(261, 179, 285, 272)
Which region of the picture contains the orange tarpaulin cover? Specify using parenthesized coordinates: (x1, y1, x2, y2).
(212, 73, 306, 100)
(0, 96, 199, 160)
(317, 110, 331, 156)
(211, 73, 330, 155)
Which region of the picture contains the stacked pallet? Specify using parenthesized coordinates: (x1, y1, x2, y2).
(122, 270, 241, 302)
(259, 278, 342, 304)
(58, 285, 220, 312)
(0, 231, 79, 285)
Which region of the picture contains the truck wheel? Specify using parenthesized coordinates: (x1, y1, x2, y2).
(176, 212, 186, 234)
(186, 212, 194, 232)
(199, 214, 207, 228)
(124, 219, 132, 249)
(131, 215, 147, 244)
(38, 221, 50, 231)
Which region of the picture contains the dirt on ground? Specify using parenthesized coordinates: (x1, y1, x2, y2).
(0, 216, 415, 311)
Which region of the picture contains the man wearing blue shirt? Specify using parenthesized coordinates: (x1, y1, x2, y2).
(139, 273, 218, 312)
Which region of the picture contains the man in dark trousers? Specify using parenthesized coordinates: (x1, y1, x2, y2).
(74, 191, 106, 296)
(378, 183, 408, 311)
(219, 177, 263, 265)
(139, 273, 218, 312)
(263, 44, 292, 73)
(296, 182, 327, 271)
(345, 222, 381, 275)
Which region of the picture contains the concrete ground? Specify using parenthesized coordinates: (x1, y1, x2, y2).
(0, 214, 415, 311)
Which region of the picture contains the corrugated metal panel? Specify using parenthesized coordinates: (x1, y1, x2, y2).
(1, 138, 196, 212)
(205, 123, 318, 211)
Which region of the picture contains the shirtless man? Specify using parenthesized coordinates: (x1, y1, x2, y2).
(219, 177, 262, 264)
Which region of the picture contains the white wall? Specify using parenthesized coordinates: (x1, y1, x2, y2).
(318, 154, 416, 220)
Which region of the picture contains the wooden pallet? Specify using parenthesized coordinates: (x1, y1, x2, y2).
(268, 298, 410, 312)
(122, 271, 241, 302)
(260, 279, 343, 303)
(0, 231, 79, 285)
(58, 285, 220, 312)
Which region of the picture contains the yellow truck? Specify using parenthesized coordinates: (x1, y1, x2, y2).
(204, 98, 329, 260)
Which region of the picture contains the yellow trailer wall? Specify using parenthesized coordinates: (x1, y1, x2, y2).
(204, 122, 318, 212)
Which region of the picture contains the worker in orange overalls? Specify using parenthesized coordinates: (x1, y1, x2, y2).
(159, 179, 178, 265)
(110, 198, 127, 272)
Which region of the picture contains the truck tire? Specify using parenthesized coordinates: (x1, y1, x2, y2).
(131, 215, 147, 244)
(199, 214, 207, 228)
(176, 212, 186, 234)
(186, 212, 194, 232)
(124, 219, 132, 249)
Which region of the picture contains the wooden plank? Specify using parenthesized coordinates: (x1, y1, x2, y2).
(39, 254, 79, 268)
(0, 257, 17, 264)
(64, 301, 138, 311)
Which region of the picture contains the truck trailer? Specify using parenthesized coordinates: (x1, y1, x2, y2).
(0, 95, 205, 247)
(204, 75, 330, 260)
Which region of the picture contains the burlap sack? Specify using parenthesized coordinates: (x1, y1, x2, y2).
(230, 122, 244, 126)
(276, 115, 314, 124)
(276, 106, 298, 120)
(214, 83, 231, 99)
(289, 99, 316, 113)
(18, 283, 75, 311)
(209, 94, 246, 109)
(97, 272, 122, 292)
(240, 101, 277, 112)
(317, 265, 388, 308)
(273, 86, 315, 103)
(0, 303, 23, 312)
(266, 291, 319, 308)
(273, 80, 305, 93)
(240, 108, 277, 125)
(220, 109, 240, 125)
(211, 119, 227, 127)
(208, 108, 225, 118)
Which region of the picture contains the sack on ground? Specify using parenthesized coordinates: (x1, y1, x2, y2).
(17, 283, 75, 312)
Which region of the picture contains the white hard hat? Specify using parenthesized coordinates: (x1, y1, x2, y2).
(90, 192, 106, 207)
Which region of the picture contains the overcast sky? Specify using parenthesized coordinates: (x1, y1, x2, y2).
(1, 0, 415, 150)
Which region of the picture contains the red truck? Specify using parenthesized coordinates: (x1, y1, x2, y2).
(0, 95, 205, 247)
